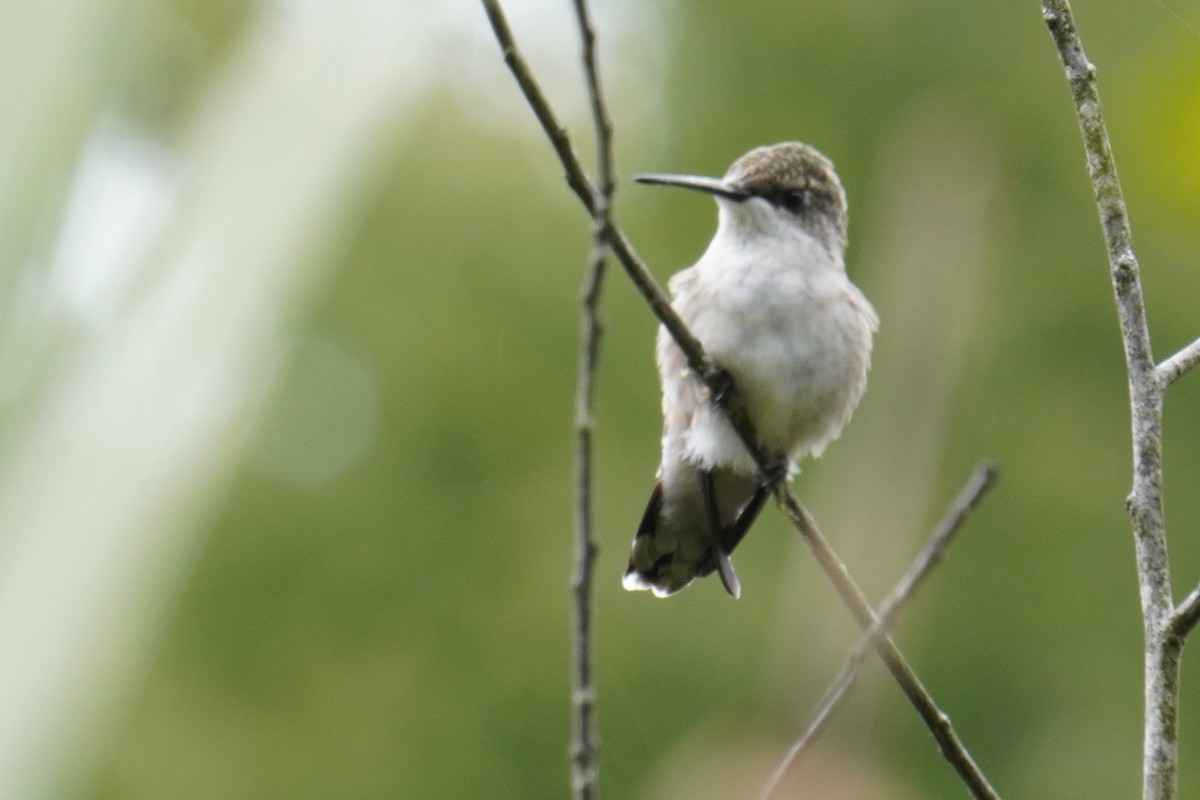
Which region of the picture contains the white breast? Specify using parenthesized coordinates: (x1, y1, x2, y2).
(661, 223, 877, 476)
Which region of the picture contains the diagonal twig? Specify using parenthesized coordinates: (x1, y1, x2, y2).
(774, 490, 1001, 800)
(481, 1, 999, 796)
(568, 1, 615, 797)
(481, 0, 596, 214)
(759, 461, 999, 800)
(1157, 336, 1200, 388)
(1170, 584, 1200, 640)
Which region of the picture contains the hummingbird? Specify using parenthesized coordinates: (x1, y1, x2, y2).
(623, 142, 878, 599)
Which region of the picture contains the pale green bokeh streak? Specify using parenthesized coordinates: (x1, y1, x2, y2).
(0, 3, 440, 796)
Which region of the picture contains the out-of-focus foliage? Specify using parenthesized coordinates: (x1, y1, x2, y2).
(2, 0, 1199, 798)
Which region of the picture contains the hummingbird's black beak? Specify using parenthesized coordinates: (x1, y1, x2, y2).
(633, 173, 750, 201)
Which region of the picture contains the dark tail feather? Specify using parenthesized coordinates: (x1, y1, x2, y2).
(623, 480, 673, 594)
(624, 474, 765, 597)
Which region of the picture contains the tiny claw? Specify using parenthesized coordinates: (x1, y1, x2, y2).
(756, 458, 789, 492)
(706, 365, 735, 406)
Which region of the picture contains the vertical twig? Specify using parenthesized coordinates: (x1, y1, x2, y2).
(572, 0, 614, 203)
(1042, 3, 1200, 798)
(569, 1, 615, 798)
(571, 247, 604, 800)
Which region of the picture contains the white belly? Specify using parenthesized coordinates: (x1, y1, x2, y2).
(661, 248, 877, 476)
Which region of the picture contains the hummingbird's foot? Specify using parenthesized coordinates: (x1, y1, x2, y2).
(705, 364, 735, 406)
(756, 457, 789, 492)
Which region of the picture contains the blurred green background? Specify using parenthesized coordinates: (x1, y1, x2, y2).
(2, 0, 1199, 798)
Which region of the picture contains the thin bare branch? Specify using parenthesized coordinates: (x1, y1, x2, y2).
(1040, 0, 1165, 589)
(1158, 336, 1200, 388)
(570, 234, 604, 800)
(1043, 2, 1184, 798)
(568, 0, 615, 797)
(482, 2, 997, 795)
(1171, 584, 1200, 640)
(481, 0, 597, 213)
(572, 0, 615, 203)
(760, 462, 999, 800)
(876, 462, 1000, 620)
(774, 490, 1001, 800)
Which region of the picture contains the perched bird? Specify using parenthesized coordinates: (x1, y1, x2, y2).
(623, 142, 878, 598)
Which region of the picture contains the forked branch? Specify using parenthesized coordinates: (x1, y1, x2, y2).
(1043, 2, 1199, 798)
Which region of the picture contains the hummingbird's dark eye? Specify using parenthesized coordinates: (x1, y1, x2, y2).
(779, 189, 806, 213)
